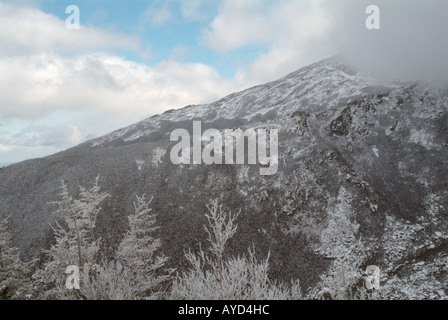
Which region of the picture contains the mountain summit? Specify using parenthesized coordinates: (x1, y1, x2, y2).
(73, 56, 401, 149)
(1, 56, 447, 299)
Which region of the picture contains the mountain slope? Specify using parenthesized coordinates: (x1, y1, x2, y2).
(1, 56, 447, 298)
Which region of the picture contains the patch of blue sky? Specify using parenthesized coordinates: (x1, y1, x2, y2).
(37, 1, 267, 79)
(40, 0, 146, 24)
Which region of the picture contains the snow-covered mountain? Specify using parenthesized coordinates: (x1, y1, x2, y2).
(74, 56, 403, 149)
(1, 56, 447, 299)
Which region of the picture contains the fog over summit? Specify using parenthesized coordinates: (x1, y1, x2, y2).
(331, 0, 448, 82)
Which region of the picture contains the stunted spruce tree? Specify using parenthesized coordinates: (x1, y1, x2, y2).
(82, 195, 173, 300)
(36, 179, 171, 300)
(35, 177, 109, 299)
(115, 195, 173, 299)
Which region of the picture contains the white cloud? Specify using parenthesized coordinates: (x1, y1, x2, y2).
(203, 0, 269, 53)
(0, 50, 235, 161)
(0, 145, 61, 163)
(203, 0, 333, 52)
(1, 125, 85, 148)
(140, 3, 173, 28)
(181, 0, 205, 20)
(0, 144, 11, 152)
(0, 2, 141, 56)
(0, 53, 234, 119)
(140, 0, 213, 24)
(0, 2, 238, 163)
(0, 2, 236, 119)
(0, 51, 236, 163)
(203, 0, 336, 86)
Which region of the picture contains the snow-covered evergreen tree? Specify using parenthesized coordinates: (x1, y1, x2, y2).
(35, 180, 172, 300)
(170, 200, 302, 300)
(0, 218, 35, 300)
(115, 195, 173, 299)
(64, 195, 172, 300)
(34, 177, 109, 299)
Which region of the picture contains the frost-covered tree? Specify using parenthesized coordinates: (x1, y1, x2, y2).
(0, 218, 35, 300)
(77, 260, 134, 300)
(35, 178, 109, 299)
(103, 195, 173, 299)
(66, 195, 172, 300)
(170, 200, 302, 300)
(36, 181, 172, 300)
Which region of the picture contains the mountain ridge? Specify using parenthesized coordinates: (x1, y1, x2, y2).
(67, 55, 407, 151)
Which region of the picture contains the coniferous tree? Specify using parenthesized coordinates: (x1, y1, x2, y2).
(0, 218, 35, 300)
(115, 195, 173, 299)
(35, 180, 171, 300)
(63, 195, 173, 300)
(35, 178, 109, 299)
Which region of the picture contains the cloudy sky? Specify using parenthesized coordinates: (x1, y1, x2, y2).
(0, 0, 447, 165)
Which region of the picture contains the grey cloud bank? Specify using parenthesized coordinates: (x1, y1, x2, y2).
(330, 0, 448, 82)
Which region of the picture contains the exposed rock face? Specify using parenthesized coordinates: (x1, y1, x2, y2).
(1, 56, 447, 299)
